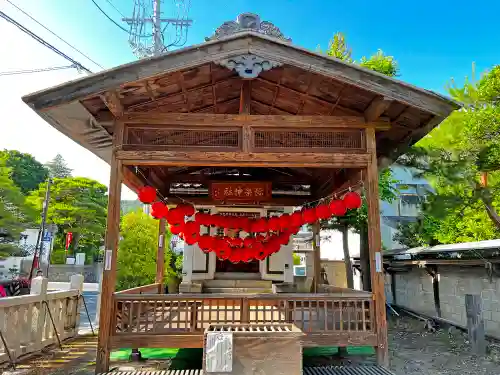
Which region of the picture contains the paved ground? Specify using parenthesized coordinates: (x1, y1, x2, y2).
(80, 292, 98, 331)
(3, 314, 500, 375)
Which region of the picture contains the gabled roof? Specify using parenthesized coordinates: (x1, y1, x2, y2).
(22, 29, 460, 166)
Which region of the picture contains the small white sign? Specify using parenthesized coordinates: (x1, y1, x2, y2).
(375, 252, 382, 273)
(159, 234, 164, 248)
(315, 234, 320, 247)
(205, 332, 233, 372)
(105, 250, 113, 271)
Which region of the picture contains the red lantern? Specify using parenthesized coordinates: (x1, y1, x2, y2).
(302, 208, 317, 224)
(278, 214, 291, 230)
(290, 211, 303, 227)
(169, 222, 184, 235)
(343, 191, 362, 210)
(241, 247, 252, 263)
(232, 237, 243, 248)
(138, 186, 156, 204)
(184, 221, 200, 235)
(218, 241, 232, 260)
(151, 202, 167, 219)
(229, 251, 241, 263)
(177, 204, 195, 217)
(243, 237, 254, 248)
(315, 203, 331, 220)
(277, 233, 290, 246)
(268, 217, 281, 232)
(166, 208, 184, 225)
(198, 235, 213, 253)
(329, 199, 347, 216)
(267, 238, 282, 254)
(238, 217, 251, 232)
(251, 218, 268, 233)
(195, 212, 210, 226)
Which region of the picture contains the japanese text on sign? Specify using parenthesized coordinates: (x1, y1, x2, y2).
(211, 182, 272, 202)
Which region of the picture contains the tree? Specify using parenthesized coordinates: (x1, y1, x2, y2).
(321, 169, 399, 289)
(321, 33, 399, 289)
(0, 150, 49, 194)
(360, 50, 399, 77)
(396, 65, 500, 243)
(0, 157, 35, 258)
(45, 154, 72, 178)
(326, 32, 353, 62)
(323, 34, 398, 78)
(117, 211, 173, 290)
(27, 177, 107, 262)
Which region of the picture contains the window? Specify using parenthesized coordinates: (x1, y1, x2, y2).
(398, 194, 420, 217)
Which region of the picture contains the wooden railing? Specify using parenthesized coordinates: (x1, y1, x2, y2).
(111, 292, 376, 348)
(0, 276, 83, 364)
(115, 283, 162, 295)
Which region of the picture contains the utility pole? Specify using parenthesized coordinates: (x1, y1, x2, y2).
(122, 0, 192, 58)
(153, 0, 162, 56)
(29, 178, 52, 280)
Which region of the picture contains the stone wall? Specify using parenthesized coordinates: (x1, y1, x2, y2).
(386, 266, 500, 339)
(19, 260, 100, 283)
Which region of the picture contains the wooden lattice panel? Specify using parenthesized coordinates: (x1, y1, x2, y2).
(252, 128, 365, 152)
(126, 126, 241, 150)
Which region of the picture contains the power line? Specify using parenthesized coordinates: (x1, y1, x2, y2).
(0, 65, 77, 77)
(104, 0, 126, 18)
(0, 10, 93, 74)
(4, 0, 105, 70)
(91, 0, 152, 38)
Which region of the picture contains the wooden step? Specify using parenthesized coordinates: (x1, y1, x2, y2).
(203, 287, 272, 294)
(203, 279, 272, 289)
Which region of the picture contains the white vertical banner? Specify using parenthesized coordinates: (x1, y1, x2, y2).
(104, 249, 113, 271)
(205, 332, 233, 372)
(375, 252, 382, 273)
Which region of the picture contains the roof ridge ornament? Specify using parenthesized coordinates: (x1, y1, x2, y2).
(205, 13, 291, 43)
(216, 54, 283, 79)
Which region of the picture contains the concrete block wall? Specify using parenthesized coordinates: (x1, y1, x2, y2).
(386, 266, 500, 339)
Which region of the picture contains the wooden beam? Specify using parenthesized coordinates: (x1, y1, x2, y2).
(365, 96, 392, 122)
(116, 150, 371, 168)
(364, 127, 389, 367)
(101, 91, 124, 117)
(96, 121, 124, 374)
(164, 195, 310, 207)
(240, 80, 252, 153)
(155, 218, 166, 292)
(122, 112, 390, 130)
(168, 173, 311, 185)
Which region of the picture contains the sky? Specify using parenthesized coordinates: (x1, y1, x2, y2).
(0, 0, 499, 203)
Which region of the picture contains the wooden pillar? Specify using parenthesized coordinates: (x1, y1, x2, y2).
(95, 122, 124, 374)
(365, 127, 389, 367)
(156, 218, 166, 293)
(312, 222, 321, 293)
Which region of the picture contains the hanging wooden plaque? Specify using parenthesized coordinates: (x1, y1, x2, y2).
(211, 182, 272, 203)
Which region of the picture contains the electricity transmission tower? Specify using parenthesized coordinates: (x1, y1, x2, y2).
(122, 0, 192, 58)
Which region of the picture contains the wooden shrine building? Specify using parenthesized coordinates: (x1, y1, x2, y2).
(22, 13, 458, 374)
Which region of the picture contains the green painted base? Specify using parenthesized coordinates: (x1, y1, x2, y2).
(111, 346, 375, 369)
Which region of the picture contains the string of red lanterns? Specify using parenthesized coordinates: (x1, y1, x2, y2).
(138, 186, 362, 263)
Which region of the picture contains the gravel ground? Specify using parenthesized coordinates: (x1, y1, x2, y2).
(5, 315, 500, 374)
(388, 315, 500, 375)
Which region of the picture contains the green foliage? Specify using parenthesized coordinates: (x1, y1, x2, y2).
(321, 34, 398, 78)
(359, 50, 399, 77)
(45, 154, 72, 178)
(326, 32, 353, 62)
(0, 150, 49, 193)
(293, 253, 301, 265)
(27, 177, 107, 260)
(392, 216, 441, 248)
(117, 210, 173, 290)
(0, 157, 35, 258)
(395, 64, 500, 244)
